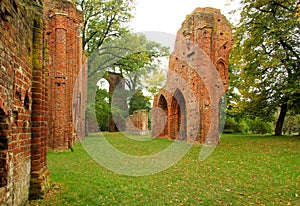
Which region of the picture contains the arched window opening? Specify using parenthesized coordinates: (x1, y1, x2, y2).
(157, 95, 169, 137)
(170, 89, 186, 140)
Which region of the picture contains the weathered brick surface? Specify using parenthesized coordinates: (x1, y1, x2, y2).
(73, 55, 88, 140)
(125, 110, 148, 135)
(45, 0, 86, 150)
(29, 15, 50, 199)
(152, 8, 233, 144)
(0, 0, 87, 204)
(0, 0, 48, 204)
(107, 72, 127, 132)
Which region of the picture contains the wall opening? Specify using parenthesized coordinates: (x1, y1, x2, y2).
(94, 78, 110, 132)
(158, 95, 168, 137)
(0, 108, 8, 187)
(217, 60, 226, 81)
(24, 91, 30, 110)
(170, 89, 186, 140)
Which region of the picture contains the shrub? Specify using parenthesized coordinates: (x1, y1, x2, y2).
(247, 118, 273, 134)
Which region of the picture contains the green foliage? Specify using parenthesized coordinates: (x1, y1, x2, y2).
(29, 133, 300, 205)
(144, 68, 167, 96)
(283, 114, 300, 134)
(87, 33, 168, 129)
(88, 32, 169, 91)
(224, 117, 249, 134)
(76, 0, 135, 54)
(95, 88, 111, 131)
(87, 32, 168, 85)
(128, 90, 151, 115)
(230, 0, 300, 135)
(246, 117, 273, 134)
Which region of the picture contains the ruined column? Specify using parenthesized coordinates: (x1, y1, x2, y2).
(45, 0, 85, 150)
(30, 15, 50, 199)
(106, 72, 127, 132)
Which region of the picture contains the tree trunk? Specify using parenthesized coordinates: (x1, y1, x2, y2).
(274, 104, 288, 136)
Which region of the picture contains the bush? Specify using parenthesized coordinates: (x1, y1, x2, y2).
(247, 118, 273, 134)
(224, 117, 249, 134)
(283, 115, 300, 135)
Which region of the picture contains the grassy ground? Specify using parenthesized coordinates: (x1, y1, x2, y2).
(28, 133, 300, 205)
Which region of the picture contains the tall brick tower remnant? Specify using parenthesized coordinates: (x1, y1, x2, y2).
(152, 8, 233, 144)
(45, 0, 87, 150)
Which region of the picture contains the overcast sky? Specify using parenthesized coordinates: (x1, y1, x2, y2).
(130, 0, 241, 34)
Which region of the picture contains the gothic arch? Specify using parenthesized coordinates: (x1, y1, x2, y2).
(216, 59, 228, 88)
(100, 72, 127, 132)
(170, 89, 186, 140)
(157, 94, 169, 137)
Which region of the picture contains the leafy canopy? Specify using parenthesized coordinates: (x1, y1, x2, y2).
(230, 0, 300, 134)
(76, 0, 135, 54)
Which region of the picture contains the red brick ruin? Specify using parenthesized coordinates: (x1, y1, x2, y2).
(126, 110, 148, 135)
(0, 0, 86, 204)
(45, 0, 87, 150)
(0, 1, 232, 204)
(106, 72, 127, 132)
(87, 72, 127, 132)
(152, 8, 233, 144)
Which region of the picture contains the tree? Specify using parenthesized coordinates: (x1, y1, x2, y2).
(95, 88, 111, 131)
(107, 33, 169, 92)
(76, 0, 135, 54)
(246, 117, 273, 134)
(87, 32, 169, 91)
(144, 68, 167, 97)
(128, 90, 151, 115)
(87, 33, 168, 132)
(231, 0, 300, 135)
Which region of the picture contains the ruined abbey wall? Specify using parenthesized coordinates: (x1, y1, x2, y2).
(0, 0, 86, 204)
(125, 110, 148, 135)
(0, 0, 49, 204)
(45, 0, 86, 150)
(152, 8, 233, 144)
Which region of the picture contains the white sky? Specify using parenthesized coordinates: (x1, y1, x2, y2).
(98, 0, 242, 93)
(130, 0, 241, 34)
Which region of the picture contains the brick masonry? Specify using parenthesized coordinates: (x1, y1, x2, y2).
(87, 72, 127, 132)
(45, 0, 86, 150)
(0, 0, 87, 204)
(125, 110, 149, 135)
(152, 8, 233, 144)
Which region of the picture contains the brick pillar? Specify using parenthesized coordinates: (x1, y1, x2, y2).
(30, 18, 50, 199)
(107, 72, 127, 132)
(45, 0, 84, 150)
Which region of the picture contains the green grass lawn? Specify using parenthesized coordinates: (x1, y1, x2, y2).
(28, 133, 300, 205)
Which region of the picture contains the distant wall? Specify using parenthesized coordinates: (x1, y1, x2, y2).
(126, 110, 149, 135)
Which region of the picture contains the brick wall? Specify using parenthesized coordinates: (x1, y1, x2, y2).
(0, 0, 49, 204)
(152, 8, 233, 144)
(125, 110, 149, 135)
(0, 0, 87, 204)
(73, 55, 88, 140)
(45, 0, 85, 150)
(107, 72, 127, 132)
